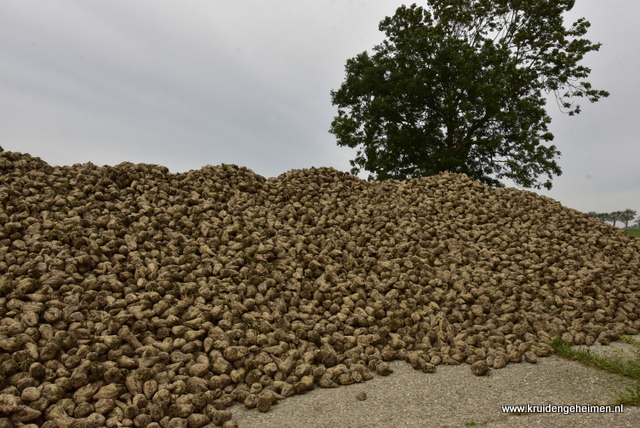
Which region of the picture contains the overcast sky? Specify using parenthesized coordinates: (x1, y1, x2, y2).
(1, 0, 638, 218)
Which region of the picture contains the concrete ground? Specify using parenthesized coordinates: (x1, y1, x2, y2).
(230, 337, 640, 427)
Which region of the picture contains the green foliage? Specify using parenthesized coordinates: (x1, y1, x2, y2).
(588, 209, 638, 228)
(619, 384, 640, 406)
(587, 211, 610, 223)
(620, 209, 638, 228)
(330, 0, 608, 189)
(551, 336, 640, 406)
(609, 211, 623, 227)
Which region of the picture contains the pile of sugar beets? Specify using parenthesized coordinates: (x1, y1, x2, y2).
(1, 150, 639, 427)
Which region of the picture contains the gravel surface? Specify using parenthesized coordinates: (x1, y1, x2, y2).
(232, 353, 640, 427)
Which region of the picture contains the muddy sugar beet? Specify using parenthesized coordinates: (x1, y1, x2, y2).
(1, 151, 639, 427)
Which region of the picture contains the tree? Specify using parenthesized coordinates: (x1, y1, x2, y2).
(599, 213, 612, 224)
(330, 0, 609, 188)
(588, 211, 608, 223)
(590, 212, 611, 224)
(620, 209, 637, 228)
(608, 210, 623, 227)
(589, 210, 638, 228)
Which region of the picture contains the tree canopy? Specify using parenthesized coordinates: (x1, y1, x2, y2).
(588, 209, 638, 228)
(330, 0, 609, 189)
